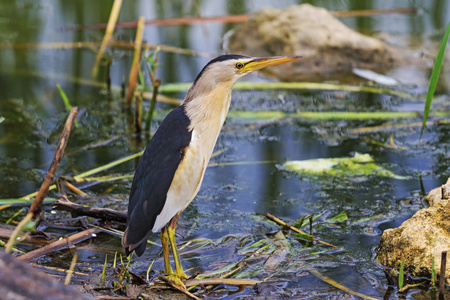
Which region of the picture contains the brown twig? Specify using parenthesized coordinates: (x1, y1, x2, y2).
(30, 107, 78, 216)
(145, 47, 161, 130)
(135, 92, 142, 133)
(265, 213, 336, 248)
(17, 228, 101, 261)
(52, 195, 127, 222)
(331, 7, 417, 17)
(68, 7, 417, 31)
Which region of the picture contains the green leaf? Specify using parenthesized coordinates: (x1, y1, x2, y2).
(0, 198, 57, 205)
(326, 212, 348, 223)
(420, 21, 450, 137)
(399, 260, 405, 289)
(293, 216, 306, 229)
(290, 232, 314, 241)
(0, 116, 4, 124)
(431, 255, 436, 287)
(228, 110, 286, 120)
(56, 84, 78, 128)
(101, 255, 107, 286)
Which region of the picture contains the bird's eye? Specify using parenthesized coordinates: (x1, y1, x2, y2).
(235, 62, 244, 69)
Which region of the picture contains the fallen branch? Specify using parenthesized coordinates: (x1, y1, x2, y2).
(17, 228, 101, 261)
(52, 195, 127, 222)
(5, 107, 78, 253)
(265, 213, 336, 248)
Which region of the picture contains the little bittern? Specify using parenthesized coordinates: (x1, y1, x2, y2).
(122, 54, 300, 286)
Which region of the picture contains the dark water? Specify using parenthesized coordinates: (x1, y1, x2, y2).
(0, 0, 449, 298)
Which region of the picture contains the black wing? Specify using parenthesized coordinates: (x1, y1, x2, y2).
(122, 105, 192, 256)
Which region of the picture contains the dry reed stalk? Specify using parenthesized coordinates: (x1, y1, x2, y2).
(71, 7, 416, 31)
(65, 252, 79, 285)
(92, 0, 123, 77)
(126, 16, 145, 107)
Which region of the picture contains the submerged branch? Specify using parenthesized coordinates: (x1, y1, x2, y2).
(52, 196, 126, 222)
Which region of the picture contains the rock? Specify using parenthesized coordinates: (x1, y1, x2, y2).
(424, 178, 450, 206)
(225, 4, 420, 81)
(376, 179, 450, 280)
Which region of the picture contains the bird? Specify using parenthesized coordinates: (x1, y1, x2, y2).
(122, 54, 300, 286)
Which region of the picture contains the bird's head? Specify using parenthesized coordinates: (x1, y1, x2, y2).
(186, 54, 301, 100)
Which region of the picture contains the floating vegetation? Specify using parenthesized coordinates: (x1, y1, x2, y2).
(282, 153, 409, 180)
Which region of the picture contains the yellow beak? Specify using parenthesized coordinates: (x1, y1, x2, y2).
(240, 56, 301, 73)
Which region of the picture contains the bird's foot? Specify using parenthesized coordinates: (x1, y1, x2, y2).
(165, 273, 187, 287)
(175, 268, 190, 280)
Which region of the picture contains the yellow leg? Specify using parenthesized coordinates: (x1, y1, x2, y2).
(160, 226, 173, 275)
(167, 212, 189, 281)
